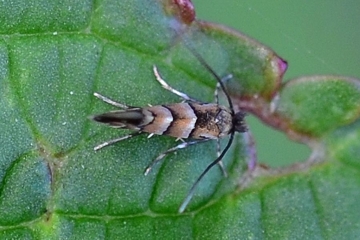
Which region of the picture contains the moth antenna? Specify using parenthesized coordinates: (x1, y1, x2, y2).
(178, 132, 235, 213)
(179, 35, 234, 114)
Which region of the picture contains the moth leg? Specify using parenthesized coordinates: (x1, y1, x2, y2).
(216, 139, 228, 177)
(144, 139, 210, 175)
(94, 92, 132, 109)
(178, 132, 236, 213)
(153, 65, 200, 102)
(94, 131, 143, 151)
(214, 74, 233, 104)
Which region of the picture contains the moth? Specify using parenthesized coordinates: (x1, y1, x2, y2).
(91, 48, 248, 213)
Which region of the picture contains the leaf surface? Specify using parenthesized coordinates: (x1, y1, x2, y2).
(0, 0, 359, 239)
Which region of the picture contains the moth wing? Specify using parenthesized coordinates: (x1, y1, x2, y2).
(91, 109, 145, 129)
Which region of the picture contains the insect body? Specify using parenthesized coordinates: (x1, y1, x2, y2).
(94, 100, 234, 140)
(92, 65, 247, 213)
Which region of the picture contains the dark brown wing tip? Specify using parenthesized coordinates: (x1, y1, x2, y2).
(90, 110, 145, 128)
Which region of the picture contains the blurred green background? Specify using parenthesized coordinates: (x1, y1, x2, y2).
(193, 1, 360, 166)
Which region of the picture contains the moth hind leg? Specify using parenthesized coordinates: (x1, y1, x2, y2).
(94, 131, 144, 151)
(152, 65, 200, 103)
(178, 132, 236, 213)
(144, 139, 210, 175)
(94, 92, 133, 109)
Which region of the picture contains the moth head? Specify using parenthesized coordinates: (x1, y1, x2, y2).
(233, 111, 248, 133)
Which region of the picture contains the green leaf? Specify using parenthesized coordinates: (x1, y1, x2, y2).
(0, 0, 359, 239)
(277, 77, 360, 136)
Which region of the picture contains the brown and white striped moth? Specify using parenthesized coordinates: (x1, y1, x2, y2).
(91, 49, 248, 213)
